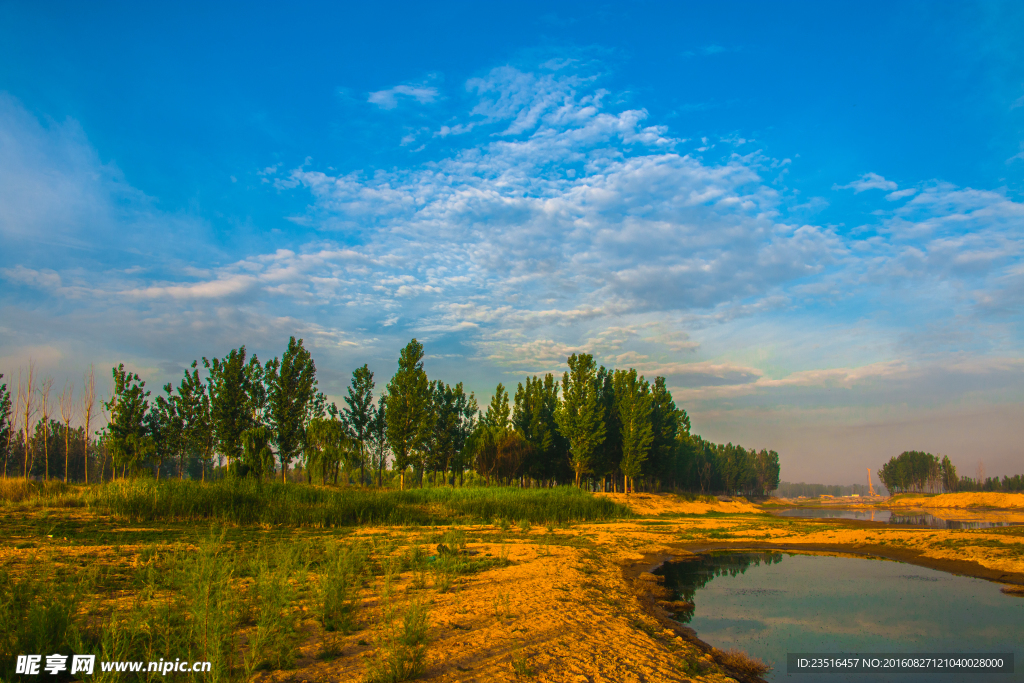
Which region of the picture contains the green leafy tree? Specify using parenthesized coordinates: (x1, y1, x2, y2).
(482, 383, 510, 437)
(513, 374, 563, 485)
(204, 347, 253, 471)
(647, 377, 686, 489)
(103, 364, 152, 479)
(555, 353, 606, 488)
(613, 369, 653, 494)
(305, 417, 348, 484)
(754, 449, 781, 496)
(940, 455, 957, 493)
(178, 361, 215, 480)
(593, 367, 621, 491)
(427, 381, 475, 485)
(367, 395, 389, 487)
(152, 383, 184, 480)
(241, 425, 275, 478)
(385, 339, 432, 490)
(267, 337, 319, 482)
(343, 364, 375, 486)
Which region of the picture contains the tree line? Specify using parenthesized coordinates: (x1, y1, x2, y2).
(0, 339, 781, 496)
(877, 450, 1024, 494)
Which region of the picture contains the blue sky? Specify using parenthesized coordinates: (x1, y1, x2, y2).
(2, 1, 1022, 482)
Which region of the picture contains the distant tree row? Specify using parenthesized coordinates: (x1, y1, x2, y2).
(877, 451, 1024, 495)
(0, 340, 782, 496)
(953, 475, 1024, 493)
(775, 481, 882, 498)
(878, 451, 958, 494)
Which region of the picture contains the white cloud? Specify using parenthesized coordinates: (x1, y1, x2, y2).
(833, 172, 898, 193)
(367, 84, 440, 110)
(885, 188, 917, 201)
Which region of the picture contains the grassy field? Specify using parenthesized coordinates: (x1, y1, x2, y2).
(0, 479, 633, 683)
(0, 478, 632, 526)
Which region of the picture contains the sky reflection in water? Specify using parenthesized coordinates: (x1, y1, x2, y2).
(659, 552, 1022, 682)
(772, 508, 1023, 529)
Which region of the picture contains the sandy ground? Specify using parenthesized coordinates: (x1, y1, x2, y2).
(595, 492, 762, 516)
(4, 494, 1023, 683)
(884, 492, 1024, 509)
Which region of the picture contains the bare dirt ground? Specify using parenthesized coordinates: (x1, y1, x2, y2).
(884, 492, 1024, 509)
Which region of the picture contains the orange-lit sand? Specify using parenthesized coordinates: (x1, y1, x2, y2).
(886, 492, 1024, 509)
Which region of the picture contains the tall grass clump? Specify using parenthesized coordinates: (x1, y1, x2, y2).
(0, 568, 87, 682)
(176, 532, 239, 682)
(0, 479, 85, 508)
(316, 540, 367, 635)
(244, 544, 303, 676)
(365, 570, 430, 683)
(93, 480, 632, 527)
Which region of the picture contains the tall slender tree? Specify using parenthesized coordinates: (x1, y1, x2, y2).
(178, 361, 213, 480)
(104, 364, 152, 479)
(555, 353, 606, 488)
(267, 337, 319, 482)
(204, 347, 252, 471)
(513, 374, 562, 485)
(385, 339, 431, 490)
(343, 364, 375, 486)
(368, 395, 388, 487)
(614, 369, 653, 494)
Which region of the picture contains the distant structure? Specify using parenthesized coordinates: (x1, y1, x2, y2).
(867, 467, 875, 497)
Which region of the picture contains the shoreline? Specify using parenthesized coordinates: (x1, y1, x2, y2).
(621, 533, 1024, 683)
(622, 552, 771, 683)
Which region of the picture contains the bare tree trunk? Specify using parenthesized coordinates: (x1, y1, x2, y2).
(82, 368, 95, 485)
(39, 378, 53, 481)
(59, 382, 74, 484)
(20, 364, 35, 480)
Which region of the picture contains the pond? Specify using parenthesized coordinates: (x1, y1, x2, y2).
(771, 507, 1023, 529)
(658, 552, 1022, 682)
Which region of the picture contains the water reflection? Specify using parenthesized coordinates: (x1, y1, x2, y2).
(657, 552, 1023, 682)
(772, 507, 1022, 528)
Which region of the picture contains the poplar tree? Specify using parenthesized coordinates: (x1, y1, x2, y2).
(178, 361, 213, 480)
(267, 337, 319, 482)
(343, 364, 375, 486)
(385, 339, 431, 490)
(368, 395, 388, 487)
(483, 383, 510, 436)
(427, 381, 475, 485)
(513, 374, 562, 484)
(152, 383, 183, 481)
(555, 353, 605, 488)
(104, 364, 152, 479)
(204, 347, 252, 470)
(614, 369, 653, 494)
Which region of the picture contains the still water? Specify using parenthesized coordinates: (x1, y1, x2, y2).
(658, 552, 1023, 682)
(772, 507, 1021, 529)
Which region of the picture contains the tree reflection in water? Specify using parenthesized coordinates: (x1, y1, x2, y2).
(656, 552, 785, 623)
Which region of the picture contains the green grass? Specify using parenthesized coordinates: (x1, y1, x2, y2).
(4, 479, 632, 527)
